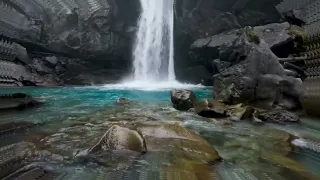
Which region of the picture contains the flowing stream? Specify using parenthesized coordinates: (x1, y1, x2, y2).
(132, 0, 175, 82)
(0, 87, 320, 179)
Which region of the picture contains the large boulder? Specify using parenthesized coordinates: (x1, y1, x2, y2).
(170, 89, 197, 111)
(255, 74, 303, 110)
(213, 31, 284, 104)
(212, 31, 302, 109)
(135, 122, 221, 163)
(174, 0, 284, 82)
(78, 122, 221, 173)
(88, 125, 147, 154)
(177, 22, 295, 84)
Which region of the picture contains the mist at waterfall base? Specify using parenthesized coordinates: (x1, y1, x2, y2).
(104, 0, 199, 90)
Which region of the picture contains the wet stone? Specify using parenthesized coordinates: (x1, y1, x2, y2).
(88, 125, 147, 154)
(0, 93, 43, 111)
(258, 109, 300, 124)
(0, 142, 36, 179)
(0, 121, 37, 136)
(194, 99, 227, 118)
(171, 89, 196, 111)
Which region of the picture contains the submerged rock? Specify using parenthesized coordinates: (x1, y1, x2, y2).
(0, 142, 36, 179)
(0, 93, 43, 111)
(258, 110, 300, 124)
(161, 159, 217, 180)
(260, 128, 296, 156)
(171, 89, 196, 111)
(115, 98, 137, 105)
(218, 127, 297, 172)
(0, 121, 37, 136)
(88, 125, 147, 154)
(264, 153, 317, 179)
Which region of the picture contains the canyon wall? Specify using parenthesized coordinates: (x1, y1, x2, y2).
(0, 0, 140, 86)
(174, 0, 283, 84)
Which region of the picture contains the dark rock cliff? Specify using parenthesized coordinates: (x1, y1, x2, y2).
(0, 0, 140, 86)
(173, 0, 305, 110)
(174, 0, 284, 84)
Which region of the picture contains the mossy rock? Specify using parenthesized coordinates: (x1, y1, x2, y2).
(89, 125, 147, 154)
(246, 30, 260, 44)
(288, 25, 307, 42)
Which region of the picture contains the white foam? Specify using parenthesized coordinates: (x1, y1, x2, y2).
(99, 80, 204, 91)
(292, 138, 320, 152)
(292, 138, 308, 147)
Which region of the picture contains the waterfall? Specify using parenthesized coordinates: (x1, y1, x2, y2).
(132, 0, 175, 82)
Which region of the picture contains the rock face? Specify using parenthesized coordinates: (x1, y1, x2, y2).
(255, 74, 303, 110)
(176, 22, 296, 85)
(175, 0, 282, 38)
(184, 22, 296, 84)
(0, 0, 140, 86)
(208, 30, 303, 110)
(171, 89, 196, 111)
(213, 32, 282, 103)
(174, 0, 284, 83)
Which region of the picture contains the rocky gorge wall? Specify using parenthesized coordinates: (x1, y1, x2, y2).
(173, 0, 313, 113)
(0, 0, 140, 86)
(173, 0, 284, 84)
(0, 0, 307, 89)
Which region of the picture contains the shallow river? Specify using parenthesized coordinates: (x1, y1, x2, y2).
(0, 86, 320, 180)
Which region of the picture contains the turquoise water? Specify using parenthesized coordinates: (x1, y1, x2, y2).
(1, 86, 320, 180)
(0, 86, 211, 123)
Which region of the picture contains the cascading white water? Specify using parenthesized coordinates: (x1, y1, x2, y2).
(108, 0, 202, 89)
(133, 0, 175, 82)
